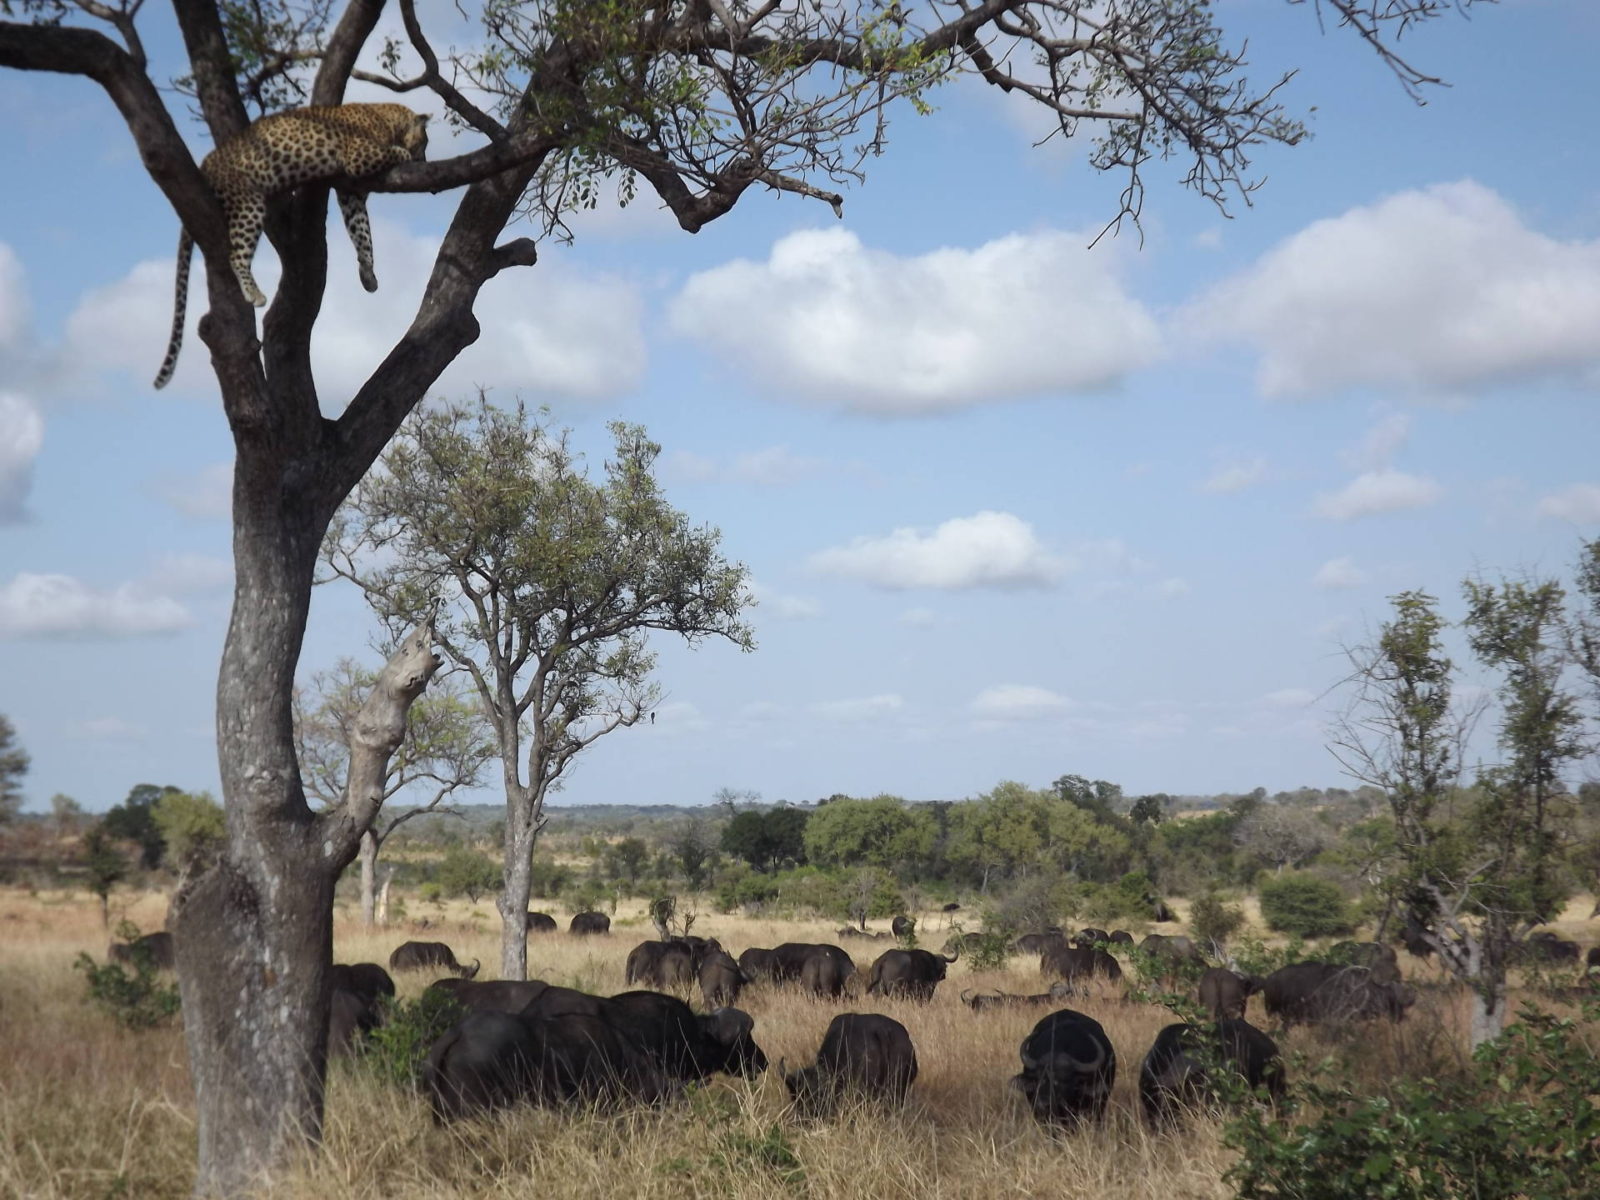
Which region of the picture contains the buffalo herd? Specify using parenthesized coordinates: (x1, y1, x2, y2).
(263, 916, 1599, 1138)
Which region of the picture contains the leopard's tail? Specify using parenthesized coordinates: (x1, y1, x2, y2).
(153, 228, 193, 390)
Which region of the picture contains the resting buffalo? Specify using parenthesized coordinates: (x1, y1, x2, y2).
(738, 947, 777, 982)
(423, 1010, 670, 1121)
(1109, 930, 1135, 946)
(605, 991, 767, 1080)
(1263, 962, 1416, 1025)
(699, 950, 750, 1008)
(837, 927, 890, 941)
(424, 978, 550, 1015)
(892, 915, 916, 940)
(329, 962, 395, 1005)
(1138, 1019, 1284, 1126)
(108, 931, 175, 970)
(1520, 931, 1580, 965)
(867, 947, 957, 1001)
(570, 911, 611, 936)
(625, 940, 695, 990)
(1198, 968, 1262, 1021)
(961, 981, 1073, 1012)
(525, 911, 558, 934)
(1329, 941, 1402, 984)
(783, 1013, 917, 1117)
(1040, 943, 1122, 986)
(1012, 1009, 1116, 1128)
(1139, 934, 1207, 983)
(389, 941, 479, 977)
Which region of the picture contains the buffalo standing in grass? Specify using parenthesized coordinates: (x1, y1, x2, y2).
(1139, 934, 1208, 984)
(699, 950, 750, 1008)
(1012, 930, 1064, 955)
(1198, 967, 1262, 1020)
(961, 981, 1074, 1012)
(1040, 943, 1122, 987)
(329, 962, 395, 1004)
(1520, 931, 1581, 965)
(867, 947, 957, 1001)
(1073, 928, 1111, 949)
(1109, 930, 1135, 947)
(1012, 1009, 1116, 1128)
(891, 915, 915, 940)
(1263, 962, 1416, 1026)
(570, 911, 611, 936)
(108, 931, 175, 970)
(389, 941, 479, 977)
(525, 911, 558, 934)
(1138, 1019, 1285, 1127)
(1329, 940, 1403, 984)
(783, 1013, 917, 1117)
(625, 940, 695, 990)
(769, 943, 856, 997)
(738, 947, 777, 982)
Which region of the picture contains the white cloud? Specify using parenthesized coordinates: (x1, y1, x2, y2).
(1189, 181, 1600, 397)
(1314, 470, 1442, 520)
(809, 511, 1065, 590)
(0, 572, 192, 638)
(669, 228, 1160, 414)
(0, 392, 43, 523)
(970, 685, 1070, 721)
(0, 244, 29, 351)
(1261, 688, 1316, 709)
(154, 462, 232, 519)
(58, 219, 646, 406)
(1348, 413, 1411, 471)
(810, 694, 905, 722)
(1201, 458, 1267, 495)
(1538, 484, 1600, 524)
(1314, 556, 1368, 589)
(749, 581, 820, 621)
(1157, 577, 1191, 597)
(896, 607, 938, 628)
(153, 553, 233, 594)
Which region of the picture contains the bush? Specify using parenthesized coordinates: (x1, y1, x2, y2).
(74, 924, 180, 1029)
(358, 988, 466, 1088)
(1189, 892, 1246, 950)
(1258, 873, 1355, 938)
(1227, 998, 1600, 1199)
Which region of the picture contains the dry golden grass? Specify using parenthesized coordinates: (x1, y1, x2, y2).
(1, 887, 1594, 1199)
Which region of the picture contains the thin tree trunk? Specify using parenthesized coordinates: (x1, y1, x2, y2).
(359, 830, 378, 928)
(1469, 986, 1505, 1047)
(376, 870, 392, 926)
(497, 784, 541, 980)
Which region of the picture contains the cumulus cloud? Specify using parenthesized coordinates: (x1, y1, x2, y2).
(1188, 181, 1600, 397)
(1538, 484, 1600, 524)
(1314, 470, 1442, 520)
(1201, 458, 1267, 495)
(1261, 688, 1316, 709)
(811, 694, 905, 722)
(0, 572, 192, 638)
(0, 392, 43, 523)
(749, 580, 820, 621)
(1314, 556, 1368, 589)
(809, 511, 1065, 590)
(58, 219, 645, 405)
(669, 228, 1160, 414)
(970, 685, 1070, 722)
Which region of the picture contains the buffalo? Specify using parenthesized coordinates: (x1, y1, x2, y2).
(1073, 928, 1111, 949)
(941, 931, 989, 956)
(1040, 943, 1122, 986)
(328, 986, 385, 1055)
(1197, 967, 1262, 1020)
(1138, 934, 1207, 983)
(1263, 962, 1416, 1026)
(1587, 947, 1600, 974)
(422, 1010, 671, 1122)
(604, 991, 767, 1080)
(769, 943, 857, 997)
(698, 950, 749, 1008)
(961, 981, 1073, 1012)
(1138, 1019, 1284, 1127)
(328, 962, 395, 1005)
(424, 978, 550, 1015)
(783, 1013, 918, 1117)
(837, 927, 890, 941)
(1012, 1009, 1116, 1128)
(525, 911, 558, 934)
(1109, 930, 1135, 946)
(108, 931, 175, 970)
(892, 915, 916, 940)
(1012, 930, 1065, 955)
(569, 911, 611, 936)
(389, 941, 479, 977)
(1329, 941, 1402, 984)
(625, 940, 695, 991)
(866, 947, 957, 1001)
(738, 947, 777, 982)
(801, 950, 853, 998)
(1520, 931, 1580, 965)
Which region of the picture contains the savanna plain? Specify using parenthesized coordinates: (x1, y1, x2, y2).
(3, 889, 1598, 1200)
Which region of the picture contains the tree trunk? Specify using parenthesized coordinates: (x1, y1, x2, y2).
(497, 783, 541, 980)
(376, 870, 392, 926)
(359, 830, 378, 928)
(1469, 986, 1505, 1048)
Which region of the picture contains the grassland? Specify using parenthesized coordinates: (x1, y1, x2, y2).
(1, 887, 1595, 1199)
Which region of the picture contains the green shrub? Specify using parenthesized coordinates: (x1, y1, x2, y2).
(1189, 892, 1246, 949)
(74, 924, 179, 1030)
(1227, 999, 1600, 1199)
(1258, 873, 1355, 938)
(357, 988, 465, 1088)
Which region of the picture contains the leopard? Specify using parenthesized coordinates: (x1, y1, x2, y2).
(153, 102, 429, 389)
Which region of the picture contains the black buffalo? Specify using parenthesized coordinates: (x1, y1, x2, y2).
(1520, 931, 1581, 965)
(1073, 928, 1111, 949)
(1012, 1009, 1116, 1128)
(699, 950, 749, 1008)
(1139, 934, 1208, 982)
(891, 915, 916, 940)
(422, 1010, 671, 1121)
(961, 981, 1073, 1012)
(424, 978, 550, 1015)
(1329, 940, 1402, 984)
(328, 962, 395, 1005)
(941, 931, 989, 956)
(1138, 1019, 1284, 1126)
(1012, 930, 1065, 955)
(1109, 930, 1135, 946)
(866, 947, 957, 1001)
(783, 1013, 917, 1117)
(388, 941, 479, 977)
(625, 940, 695, 990)
(109, 931, 175, 970)
(769, 943, 857, 997)
(1263, 962, 1416, 1025)
(328, 987, 384, 1055)
(569, 911, 611, 936)
(738, 947, 777, 982)
(525, 911, 558, 934)
(1587, 946, 1600, 973)
(837, 927, 890, 941)
(1197, 967, 1262, 1020)
(1040, 943, 1122, 986)
(522, 986, 766, 1081)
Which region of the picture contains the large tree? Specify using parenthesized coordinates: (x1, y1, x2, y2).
(324, 399, 752, 979)
(0, 0, 1487, 1191)
(0, 714, 28, 825)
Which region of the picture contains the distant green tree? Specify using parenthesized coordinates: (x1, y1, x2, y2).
(672, 818, 718, 889)
(721, 807, 809, 872)
(436, 845, 501, 904)
(151, 791, 226, 874)
(0, 714, 28, 824)
(802, 795, 935, 873)
(102, 784, 180, 870)
(1129, 794, 1167, 825)
(50, 793, 83, 836)
(82, 822, 128, 928)
(604, 837, 651, 887)
(1258, 873, 1355, 938)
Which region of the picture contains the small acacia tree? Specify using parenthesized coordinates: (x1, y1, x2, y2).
(0, 0, 1490, 1189)
(324, 399, 752, 979)
(295, 658, 493, 924)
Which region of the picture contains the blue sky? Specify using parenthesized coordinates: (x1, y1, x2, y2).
(2, 1, 1598, 814)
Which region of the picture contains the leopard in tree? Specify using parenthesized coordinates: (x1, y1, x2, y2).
(153, 102, 430, 389)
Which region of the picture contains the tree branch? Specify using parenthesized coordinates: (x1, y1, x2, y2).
(313, 0, 386, 105)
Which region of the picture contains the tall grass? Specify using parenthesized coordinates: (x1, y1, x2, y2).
(1, 887, 1592, 1198)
